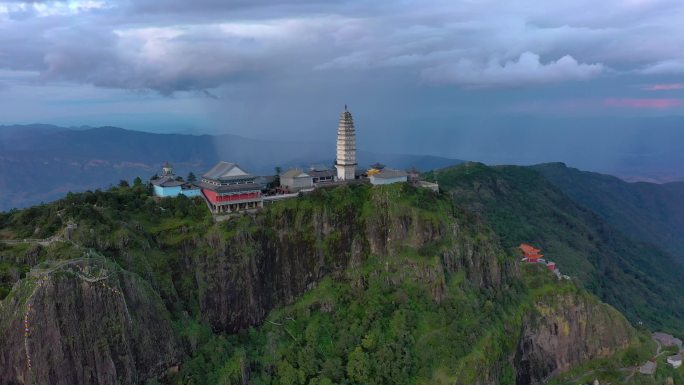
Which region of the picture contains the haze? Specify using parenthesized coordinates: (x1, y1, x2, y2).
(1, 0, 684, 179)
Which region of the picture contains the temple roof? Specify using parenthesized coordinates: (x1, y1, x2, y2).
(202, 161, 252, 181)
(281, 168, 311, 179)
(309, 169, 335, 178)
(196, 180, 262, 193)
(519, 243, 541, 254)
(152, 176, 183, 187)
(373, 169, 408, 179)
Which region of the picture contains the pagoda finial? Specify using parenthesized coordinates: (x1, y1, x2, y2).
(344, 104, 348, 111)
(162, 161, 173, 176)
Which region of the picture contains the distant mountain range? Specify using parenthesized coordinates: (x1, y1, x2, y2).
(0, 124, 463, 211)
(535, 162, 684, 262)
(370, 115, 684, 183)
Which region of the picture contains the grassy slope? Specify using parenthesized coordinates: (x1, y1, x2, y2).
(427, 162, 684, 335)
(534, 162, 684, 262)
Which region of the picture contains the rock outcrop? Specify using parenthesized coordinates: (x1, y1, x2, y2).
(0, 259, 181, 385)
(514, 291, 635, 385)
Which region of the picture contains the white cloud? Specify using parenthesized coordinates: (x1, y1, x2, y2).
(640, 59, 684, 74)
(421, 52, 604, 87)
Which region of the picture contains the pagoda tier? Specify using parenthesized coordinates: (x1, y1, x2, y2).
(335, 105, 357, 181)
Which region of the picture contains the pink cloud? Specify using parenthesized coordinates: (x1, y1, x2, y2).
(604, 98, 684, 109)
(644, 83, 684, 91)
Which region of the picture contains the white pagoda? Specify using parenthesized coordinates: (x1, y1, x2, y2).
(335, 105, 357, 181)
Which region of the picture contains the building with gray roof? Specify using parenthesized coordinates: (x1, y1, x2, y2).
(199, 161, 263, 214)
(369, 168, 408, 185)
(280, 168, 314, 192)
(151, 163, 201, 198)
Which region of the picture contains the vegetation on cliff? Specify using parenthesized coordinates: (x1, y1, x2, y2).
(427, 162, 684, 335)
(0, 178, 653, 384)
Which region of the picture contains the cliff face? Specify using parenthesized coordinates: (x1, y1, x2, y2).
(0, 259, 181, 385)
(514, 292, 635, 385)
(194, 186, 513, 333)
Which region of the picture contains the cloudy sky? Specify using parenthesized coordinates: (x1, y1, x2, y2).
(1, 0, 684, 153)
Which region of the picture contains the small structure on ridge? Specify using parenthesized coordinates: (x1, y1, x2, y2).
(519, 243, 568, 279)
(151, 162, 201, 198)
(520, 243, 543, 263)
(280, 168, 314, 192)
(369, 168, 409, 185)
(308, 165, 337, 185)
(667, 354, 682, 369)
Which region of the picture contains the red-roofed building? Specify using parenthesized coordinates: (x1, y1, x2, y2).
(519, 243, 543, 262)
(198, 161, 264, 214)
(520, 243, 541, 254)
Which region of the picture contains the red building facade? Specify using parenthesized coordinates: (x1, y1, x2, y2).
(198, 162, 264, 214)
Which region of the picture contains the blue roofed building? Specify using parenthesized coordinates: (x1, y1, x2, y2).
(151, 162, 201, 198)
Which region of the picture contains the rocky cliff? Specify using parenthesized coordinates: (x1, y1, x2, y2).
(0, 258, 181, 385)
(515, 290, 635, 385)
(194, 185, 513, 333)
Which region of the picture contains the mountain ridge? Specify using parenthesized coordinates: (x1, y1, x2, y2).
(0, 180, 647, 385)
(534, 162, 684, 262)
(0, 124, 463, 211)
(429, 162, 684, 335)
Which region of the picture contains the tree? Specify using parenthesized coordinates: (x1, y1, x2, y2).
(346, 347, 370, 384)
(133, 177, 143, 186)
(270, 167, 282, 190)
(151, 173, 159, 180)
(118, 180, 129, 188)
(187, 172, 197, 182)
(175, 176, 184, 182)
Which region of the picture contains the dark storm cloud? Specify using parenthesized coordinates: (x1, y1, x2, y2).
(1, 0, 684, 94)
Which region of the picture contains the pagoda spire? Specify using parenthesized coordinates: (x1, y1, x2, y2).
(335, 105, 357, 181)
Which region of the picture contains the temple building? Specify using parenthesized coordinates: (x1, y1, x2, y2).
(519, 243, 543, 262)
(369, 168, 408, 185)
(197, 161, 263, 213)
(280, 168, 314, 192)
(308, 165, 337, 185)
(151, 162, 201, 198)
(667, 354, 682, 368)
(335, 105, 357, 181)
